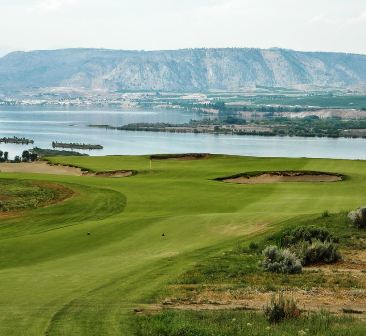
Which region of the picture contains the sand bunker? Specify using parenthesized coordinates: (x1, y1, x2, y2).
(150, 153, 210, 160)
(220, 171, 343, 184)
(0, 162, 83, 176)
(93, 170, 135, 178)
(0, 162, 135, 178)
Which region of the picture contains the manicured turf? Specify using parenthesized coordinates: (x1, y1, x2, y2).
(0, 155, 366, 335)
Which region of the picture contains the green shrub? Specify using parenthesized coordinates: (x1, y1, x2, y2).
(280, 226, 338, 247)
(262, 246, 302, 274)
(296, 240, 341, 266)
(264, 293, 301, 323)
(249, 242, 259, 251)
(322, 210, 330, 218)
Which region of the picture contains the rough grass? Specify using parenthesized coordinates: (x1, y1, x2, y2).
(1, 155, 366, 335)
(0, 179, 73, 212)
(166, 212, 366, 291)
(133, 310, 366, 336)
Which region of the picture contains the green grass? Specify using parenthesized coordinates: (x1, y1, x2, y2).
(166, 211, 366, 293)
(133, 309, 366, 336)
(1, 155, 366, 335)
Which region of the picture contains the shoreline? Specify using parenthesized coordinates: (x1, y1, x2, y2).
(88, 123, 366, 140)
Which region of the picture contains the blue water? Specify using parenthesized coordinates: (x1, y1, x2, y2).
(1, 107, 366, 160)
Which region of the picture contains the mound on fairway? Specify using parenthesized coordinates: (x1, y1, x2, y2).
(218, 170, 344, 184)
(0, 179, 73, 213)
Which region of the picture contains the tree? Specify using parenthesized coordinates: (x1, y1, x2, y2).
(21, 150, 30, 162)
(3, 152, 8, 162)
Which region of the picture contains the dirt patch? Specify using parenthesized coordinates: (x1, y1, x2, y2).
(219, 171, 343, 184)
(0, 162, 135, 178)
(150, 153, 210, 160)
(160, 287, 366, 317)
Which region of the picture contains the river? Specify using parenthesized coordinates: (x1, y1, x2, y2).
(0, 107, 366, 160)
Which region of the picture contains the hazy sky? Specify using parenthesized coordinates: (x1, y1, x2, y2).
(1, 0, 366, 55)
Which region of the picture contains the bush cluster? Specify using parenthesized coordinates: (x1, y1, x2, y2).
(264, 293, 301, 323)
(262, 226, 341, 273)
(279, 226, 341, 265)
(280, 226, 338, 247)
(348, 207, 366, 229)
(296, 240, 341, 266)
(262, 246, 302, 274)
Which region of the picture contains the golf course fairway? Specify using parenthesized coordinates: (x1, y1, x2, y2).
(0, 154, 365, 335)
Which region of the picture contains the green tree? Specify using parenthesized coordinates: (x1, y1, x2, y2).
(22, 150, 30, 162)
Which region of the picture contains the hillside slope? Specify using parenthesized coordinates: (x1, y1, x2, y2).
(1, 48, 366, 91)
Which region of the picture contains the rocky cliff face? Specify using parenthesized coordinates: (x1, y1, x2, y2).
(0, 48, 365, 92)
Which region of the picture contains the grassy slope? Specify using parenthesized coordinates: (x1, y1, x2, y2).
(0, 155, 365, 335)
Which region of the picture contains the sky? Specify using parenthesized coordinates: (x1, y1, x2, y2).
(1, 0, 366, 56)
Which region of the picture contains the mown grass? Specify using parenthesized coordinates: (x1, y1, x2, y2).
(1, 155, 366, 335)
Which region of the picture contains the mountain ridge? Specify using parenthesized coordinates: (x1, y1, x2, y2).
(1, 47, 366, 92)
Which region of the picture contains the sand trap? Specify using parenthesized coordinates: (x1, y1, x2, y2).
(93, 170, 135, 178)
(221, 171, 343, 184)
(0, 162, 135, 178)
(0, 161, 83, 176)
(151, 153, 210, 160)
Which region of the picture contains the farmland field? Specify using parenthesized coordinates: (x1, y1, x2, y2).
(0, 155, 366, 335)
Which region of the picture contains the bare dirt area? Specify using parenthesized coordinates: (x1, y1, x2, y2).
(222, 172, 343, 184)
(280, 109, 366, 120)
(160, 287, 366, 316)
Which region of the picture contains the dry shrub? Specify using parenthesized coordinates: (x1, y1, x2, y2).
(264, 293, 301, 323)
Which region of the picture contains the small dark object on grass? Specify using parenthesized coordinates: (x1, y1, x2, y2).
(162, 233, 165, 237)
(87, 232, 91, 236)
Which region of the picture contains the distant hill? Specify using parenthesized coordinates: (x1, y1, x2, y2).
(0, 48, 366, 92)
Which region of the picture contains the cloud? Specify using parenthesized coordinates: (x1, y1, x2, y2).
(349, 10, 366, 24)
(309, 15, 337, 25)
(38, 0, 78, 11)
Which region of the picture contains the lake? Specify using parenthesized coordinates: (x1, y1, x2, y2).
(1, 107, 366, 160)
